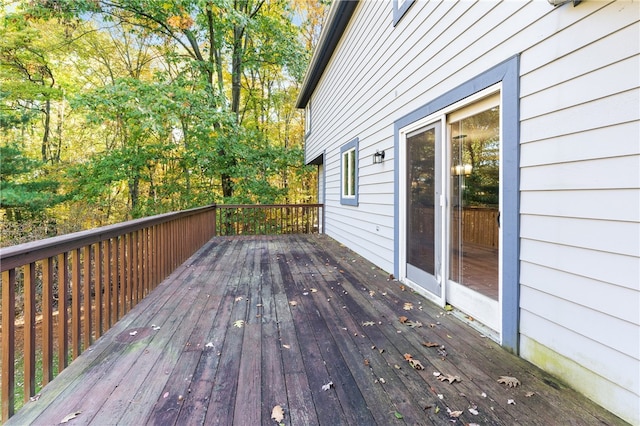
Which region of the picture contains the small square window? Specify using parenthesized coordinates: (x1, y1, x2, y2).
(340, 138, 359, 206)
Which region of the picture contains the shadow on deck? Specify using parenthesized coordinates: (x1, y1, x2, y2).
(7, 235, 626, 425)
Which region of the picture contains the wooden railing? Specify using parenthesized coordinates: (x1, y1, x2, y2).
(216, 204, 323, 236)
(0, 203, 323, 421)
(0, 205, 217, 421)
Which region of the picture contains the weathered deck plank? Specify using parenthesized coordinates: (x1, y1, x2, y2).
(6, 235, 628, 426)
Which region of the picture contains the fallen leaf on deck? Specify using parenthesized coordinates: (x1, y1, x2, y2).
(406, 321, 422, 328)
(152, 325, 161, 331)
(399, 316, 409, 323)
(394, 364, 401, 369)
(447, 409, 463, 418)
(311, 288, 318, 293)
(60, 411, 81, 423)
(497, 376, 521, 388)
(507, 399, 516, 405)
(163, 392, 169, 398)
(400, 285, 405, 291)
(256, 304, 263, 307)
(409, 359, 424, 370)
(289, 301, 298, 306)
(362, 321, 375, 326)
(369, 290, 375, 297)
(444, 304, 453, 311)
(322, 381, 333, 391)
(403, 353, 413, 361)
(438, 374, 461, 384)
(525, 391, 535, 397)
(302, 292, 309, 295)
(379, 377, 386, 384)
(271, 405, 285, 422)
(403, 302, 413, 310)
(434, 405, 440, 414)
(282, 344, 290, 349)
(468, 407, 479, 415)
(422, 341, 440, 348)
(394, 411, 403, 419)
(235, 296, 243, 302)
(364, 359, 370, 366)
(205, 342, 214, 348)
(129, 330, 138, 336)
(233, 320, 245, 328)
(433, 372, 441, 377)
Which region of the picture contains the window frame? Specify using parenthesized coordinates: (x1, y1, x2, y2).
(393, 0, 416, 26)
(340, 137, 359, 206)
(304, 101, 312, 136)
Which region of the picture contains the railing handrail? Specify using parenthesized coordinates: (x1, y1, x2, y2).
(216, 203, 323, 209)
(0, 204, 217, 272)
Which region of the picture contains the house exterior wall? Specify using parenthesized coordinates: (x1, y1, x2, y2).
(302, 1, 639, 423)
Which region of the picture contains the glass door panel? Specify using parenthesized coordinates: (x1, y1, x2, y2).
(449, 105, 500, 300)
(406, 124, 440, 294)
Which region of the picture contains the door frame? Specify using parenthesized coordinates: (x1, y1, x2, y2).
(393, 55, 521, 351)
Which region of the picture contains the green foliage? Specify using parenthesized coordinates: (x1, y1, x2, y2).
(0, 144, 65, 220)
(0, 0, 326, 243)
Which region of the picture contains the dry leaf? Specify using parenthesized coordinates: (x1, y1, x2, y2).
(507, 399, 516, 405)
(438, 374, 461, 384)
(205, 342, 214, 348)
(311, 288, 318, 293)
(235, 296, 243, 302)
(152, 325, 161, 331)
(322, 381, 333, 391)
(282, 344, 290, 349)
(364, 359, 370, 366)
(444, 304, 453, 311)
(379, 377, 386, 384)
(60, 411, 81, 423)
(468, 407, 479, 415)
(369, 290, 375, 297)
(399, 316, 409, 323)
(362, 321, 375, 326)
(271, 405, 285, 422)
(409, 359, 424, 370)
(497, 376, 520, 388)
(400, 285, 405, 291)
(422, 341, 440, 348)
(406, 321, 422, 328)
(129, 330, 138, 336)
(448, 409, 463, 418)
(289, 301, 298, 306)
(525, 391, 535, 397)
(233, 320, 245, 328)
(403, 302, 413, 310)
(403, 353, 413, 361)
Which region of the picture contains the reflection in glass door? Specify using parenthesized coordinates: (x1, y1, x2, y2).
(449, 103, 500, 301)
(406, 124, 440, 294)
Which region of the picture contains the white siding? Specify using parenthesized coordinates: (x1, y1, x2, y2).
(304, 1, 640, 423)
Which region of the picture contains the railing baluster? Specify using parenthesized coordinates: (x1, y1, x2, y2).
(71, 248, 81, 359)
(58, 252, 69, 370)
(2, 268, 16, 422)
(24, 262, 36, 403)
(42, 257, 54, 385)
(95, 242, 103, 339)
(83, 245, 92, 350)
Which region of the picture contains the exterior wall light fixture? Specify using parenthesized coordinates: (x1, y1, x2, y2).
(373, 150, 385, 164)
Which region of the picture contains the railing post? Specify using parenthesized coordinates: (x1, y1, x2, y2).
(58, 253, 69, 370)
(42, 257, 54, 385)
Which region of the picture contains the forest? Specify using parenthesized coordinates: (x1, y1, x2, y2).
(1, 0, 327, 247)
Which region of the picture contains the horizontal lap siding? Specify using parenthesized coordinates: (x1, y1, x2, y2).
(518, 2, 640, 424)
(308, 0, 540, 267)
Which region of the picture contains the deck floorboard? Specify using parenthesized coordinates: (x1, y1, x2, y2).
(7, 235, 627, 426)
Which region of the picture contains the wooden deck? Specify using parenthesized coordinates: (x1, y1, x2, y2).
(7, 235, 626, 425)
